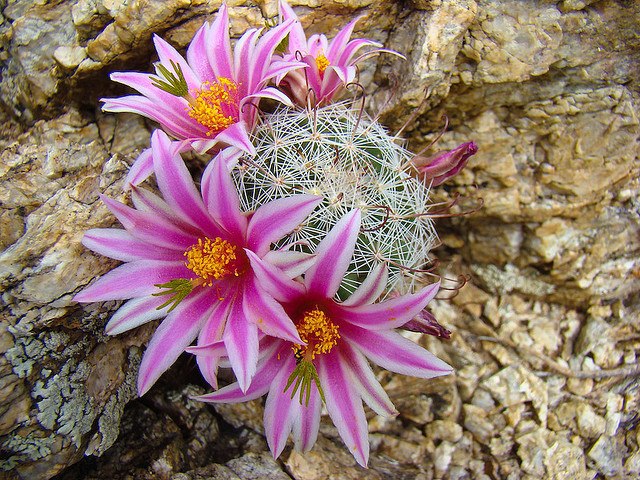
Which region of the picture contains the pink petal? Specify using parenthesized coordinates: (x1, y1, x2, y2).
(317, 353, 369, 467)
(196, 340, 286, 403)
(291, 383, 322, 453)
(264, 60, 308, 84)
(262, 250, 317, 279)
(137, 288, 213, 395)
(242, 276, 302, 343)
(125, 147, 154, 187)
(210, 121, 256, 155)
(337, 282, 439, 330)
(200, 151, 247, 241)
(340, 263, 388, 307)
(102, 95, 201, 139)
(341, 326, 453, 378)
(234, 28, 261, 89)
(74, 260, 190, 302)
(130, 185, 201, 235)
(186, 340, 226, 357)
(186, 23, 216, 81)
(247, 194, 322, 255)
(249, 18, 297, 91)
(264, 354, 298, 458)
(195, 293, 232, 388)
(246, 250, 305, 303)
(205, 3, 233, 80)
(223, 294, 259, 393)
(326, 17, 361, 60)
(105, 295, 169, 335)
(339, 341, 397, 417)
(82, 228, 177, 262)
(279, 0, 307, 54)
(337, 39, 382, 65)
(151, 130, 219, 234)
(304, 209, 361, 299)
(101, 195, 197, 250)
(243, 86, 294, 108)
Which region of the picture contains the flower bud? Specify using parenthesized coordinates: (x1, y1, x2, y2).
(414, 141, 478, 186)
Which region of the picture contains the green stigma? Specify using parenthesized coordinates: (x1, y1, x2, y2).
(152, 278, 194, 312)
(150, 60, 189, 97)
(284, 360, 325, 406)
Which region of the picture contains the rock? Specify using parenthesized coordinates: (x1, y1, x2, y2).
(588, 435, 626, 476)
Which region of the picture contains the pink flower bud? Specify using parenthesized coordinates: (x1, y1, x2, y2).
(414, 141, 478, 186)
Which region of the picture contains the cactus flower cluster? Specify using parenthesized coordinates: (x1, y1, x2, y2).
(76, 0, 477, 466)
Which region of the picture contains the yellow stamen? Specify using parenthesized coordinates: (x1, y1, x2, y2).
(188, 77, 239, 136)
(184, 237, 241, 285)
(293, 307, 340, 360)
(315, 54, 330, 74)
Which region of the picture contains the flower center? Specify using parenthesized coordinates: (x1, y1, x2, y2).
(184, 237, 244, 285)
(315, 54, 330, 74)
(293, 307, 340, 360)
(188, 77, 240, 136)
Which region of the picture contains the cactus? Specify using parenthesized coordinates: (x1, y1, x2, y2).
(233, 103, 438, 300)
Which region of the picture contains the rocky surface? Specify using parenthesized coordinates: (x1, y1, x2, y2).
(1, 1, 638, 479)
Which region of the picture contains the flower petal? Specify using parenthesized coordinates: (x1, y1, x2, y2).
(317, 353, 369, 467)
(195, 292, 232, 388)
(249, 18, 297, 91)
(186, 23, 216, 81)
(125, 147, 154, 187)
(342, 326, 453, 378)
(304, 209, 360, 298)
(247, 194, 322, 255)
(339, 341, 397, 417)
(200, 150, 248, 241)
(340, 263, 388, 307)
(291, 383, 322, 453)
(82, 228, 177, 262)
(137, 288, 213, 395)
(74, 260, 190, 302)
(243, 276, 302, 343)
(234, 28, 261, 88)
(264, 354, 298, 458)
(223, 293, 259, 393)
(337, 282, 440, 330)
(151, 130, 219, 234)
(246, 250, 306, 303)
(326, 17, 361, 61)
(205, 3, 233, 80)
(278, 0, 307, 54)
(262, 250, 317, 279)
(101, 195, 197, 250)
(196, 340, 285, 403)
(105, 295, 168, 335)
(207, 120, 256, 156)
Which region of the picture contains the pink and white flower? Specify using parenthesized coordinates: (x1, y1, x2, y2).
(194, 209, 452, 466)
(102, 2, 304, 185)
(277, 0, 398, 106)
(74, 130, 322, 395)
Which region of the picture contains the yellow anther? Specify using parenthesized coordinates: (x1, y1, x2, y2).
(293, 307, 340, 360)
(184, 237, 241, 285)
(315, 54, 330, 74)
(188, 77, 239, 136)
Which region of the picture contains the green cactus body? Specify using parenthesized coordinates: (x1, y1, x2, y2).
(233, 103, 437, 300)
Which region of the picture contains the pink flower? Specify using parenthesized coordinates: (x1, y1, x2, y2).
(102, 2, 304, 185)
(74, 130, 322, 395)
(194, 210, 452, 466)
(277, 0, 395, 106)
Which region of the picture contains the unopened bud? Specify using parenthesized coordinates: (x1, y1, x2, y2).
(413, 141, 478, 186)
